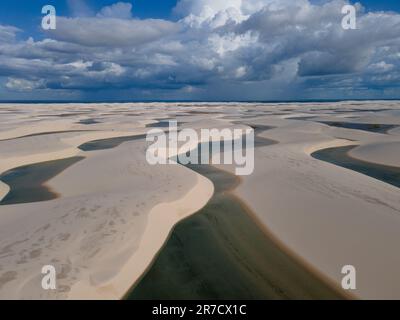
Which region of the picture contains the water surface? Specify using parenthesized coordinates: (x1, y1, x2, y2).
(317, 122, 397, 134)
(0, 130, 94, 142)
(78, 134, 146, 151)
(128, 132, 344, 300)
(0, 157, 84, 205)
(78, 119, 100, 125)
(312, 146, 400, 189)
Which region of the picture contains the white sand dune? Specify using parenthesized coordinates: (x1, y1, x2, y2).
(0, 136, 213, 299)
(0, 101, 399, 299)
(350, 142, 400, 167)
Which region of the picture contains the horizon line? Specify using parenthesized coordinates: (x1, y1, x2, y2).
(1, 98, 400, 104)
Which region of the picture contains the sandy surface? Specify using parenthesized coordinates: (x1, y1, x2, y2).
(0, 101, 400, 299)
(0, 106, 214, 299)
(349, 142, 400, 167)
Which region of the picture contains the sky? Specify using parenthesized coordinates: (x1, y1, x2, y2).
(0, 0, 400, 101)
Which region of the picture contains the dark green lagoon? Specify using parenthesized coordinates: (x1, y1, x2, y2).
(312, 146, 400, 189)
(317, 122, 397, 134)
(78, 134, 146, 151)
(127, 132, 344, 300)
(0, 130, 94, 142)
(0, 157, 84, 205)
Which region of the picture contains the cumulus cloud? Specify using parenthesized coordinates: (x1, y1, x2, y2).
(45, 17, 179, 47)
(1, 0, 400, 100)
(97, 2, 133, 19)
(6, 78, 45, 91)
(0, 25, 20, 43)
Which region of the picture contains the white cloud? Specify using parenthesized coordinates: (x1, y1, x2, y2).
(1, 0, 400, 100)
(368, 61, 395, 73)
(45, 17, 179, 47)
(0, 25, 20, 43)
(97, 2, 133, 19)
(6, 78, 45, 91)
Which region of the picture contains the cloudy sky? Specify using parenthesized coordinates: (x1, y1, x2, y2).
(0, 0, 399, 101)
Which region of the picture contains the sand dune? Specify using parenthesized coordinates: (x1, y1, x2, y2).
(0, 101, 399, 299)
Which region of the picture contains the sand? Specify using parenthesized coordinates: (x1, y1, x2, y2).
(349, 142, 400, 167)
(0, 106, 214, 299)
(0, 101, 400, 299)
